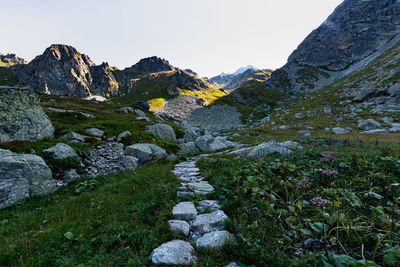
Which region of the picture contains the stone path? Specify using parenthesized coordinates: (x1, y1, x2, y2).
(149, 158, 236, 265)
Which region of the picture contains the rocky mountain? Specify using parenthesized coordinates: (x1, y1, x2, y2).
(211, 68, 272, 92)
(267, 0, 400, 92)
(113, 56, 175, 88)
(15, 44, 119, 98)
(0, 53, 27, 67)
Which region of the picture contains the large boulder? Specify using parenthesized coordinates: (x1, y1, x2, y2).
(146, 123, 177, 142)
(181, 142, 200, 155)
(0, 87, 54, 142)
(43, 143, 78, 160)
(195, 135, 228, 152)
(125, 143, 167, 163)
(358, 119, 381, 131)
(230, 141, 302, 157)
(0, 149, 56, 209)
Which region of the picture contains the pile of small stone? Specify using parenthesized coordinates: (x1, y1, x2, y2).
(83, 142, 133, 177)
(149, 159, 237, 266)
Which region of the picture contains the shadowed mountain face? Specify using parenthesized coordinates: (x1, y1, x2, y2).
(268, 0, 400, 92)
(15, 44, 119, 98)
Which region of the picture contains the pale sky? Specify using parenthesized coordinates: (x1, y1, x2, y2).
(1, 0, 343, 77)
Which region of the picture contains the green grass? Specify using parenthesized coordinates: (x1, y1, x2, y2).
(196, 139, 400, 266)
(0, 161, 179, 266)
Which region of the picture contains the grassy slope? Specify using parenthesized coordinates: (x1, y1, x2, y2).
(39, 95, 181, 152)
(0, 162, 179, 266)
(197, 140, 400, 266)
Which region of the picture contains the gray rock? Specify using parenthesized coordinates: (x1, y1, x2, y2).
(0, 152, 56, 209)
(146, 124, 177, 142)
(198, 200, 221, 212)
(125, 143, 166, 162)
(134, 109, 146, 117)
(295, 113, 305, 119)
(136, 116, 150, 122)
(117, 131, 131, 141)
(149, 240, 197, 265)
(188, 182, 215, 195)
(147, 144, 168, 160)
(61, 132, 86, 142)
(332, 127, 349, 135)
(121, 155, 138, 170)
(183, 129, 197, 143)
(168, 220, 190, 236)
(0, 87, 54, 142)
(389, 126, 400, 132)
(172, 202, 198, 221)
(380, 117, 393, 124)
(43, 143, 78, 160)
(249, 141, 292, 156)
(63, 169, 80, 184)
(195, 135, 227, 152)
(323, 107, 332, 115)
(196, 230, 235, 249)
(361, 129, 389, 134)
(298, 130, 311, 136)
(191, 210, 229, 234)
(280, 141, 303, 150)
(358, 119, 381, 131)
(120, 107, 134, 114)
(86, 128, 104, 138)
(181, 142, 200, 155)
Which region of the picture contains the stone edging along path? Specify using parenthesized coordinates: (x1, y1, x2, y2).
(149, 158, 236, 266)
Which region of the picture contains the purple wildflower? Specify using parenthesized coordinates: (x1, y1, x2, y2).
(296, 178, 309, 190)
(310, 197, 331, 207)
(321, 151, 338, 162)
(234, 156, 241, 162)
(322, 169, 338, 177)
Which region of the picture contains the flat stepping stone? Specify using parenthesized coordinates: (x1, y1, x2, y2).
(172, 202, 198, 221)
(168, 220, 190, 236)
(188, 182, 214, 195)
(175, 162, 196, 168)
(149, 240, 197, 265)
(225, 262, 240, 267)
(196, 230, 235, 249)
(197, 200, 221, 213)
(191, 210, 228, 234)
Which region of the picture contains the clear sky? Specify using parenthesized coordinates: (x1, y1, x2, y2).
(1, 0, 343, 77)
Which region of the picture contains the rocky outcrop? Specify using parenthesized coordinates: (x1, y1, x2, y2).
(128, 69, 215, 96)
(0, 87, 54, 142)
(0, 53, 27, 67)
(0, 149, 56, 209)
(267, 0, 400, 92)
(15, 44, 118, 97)
(113, 56, 175, 88)
(90, 62, 119, 97)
